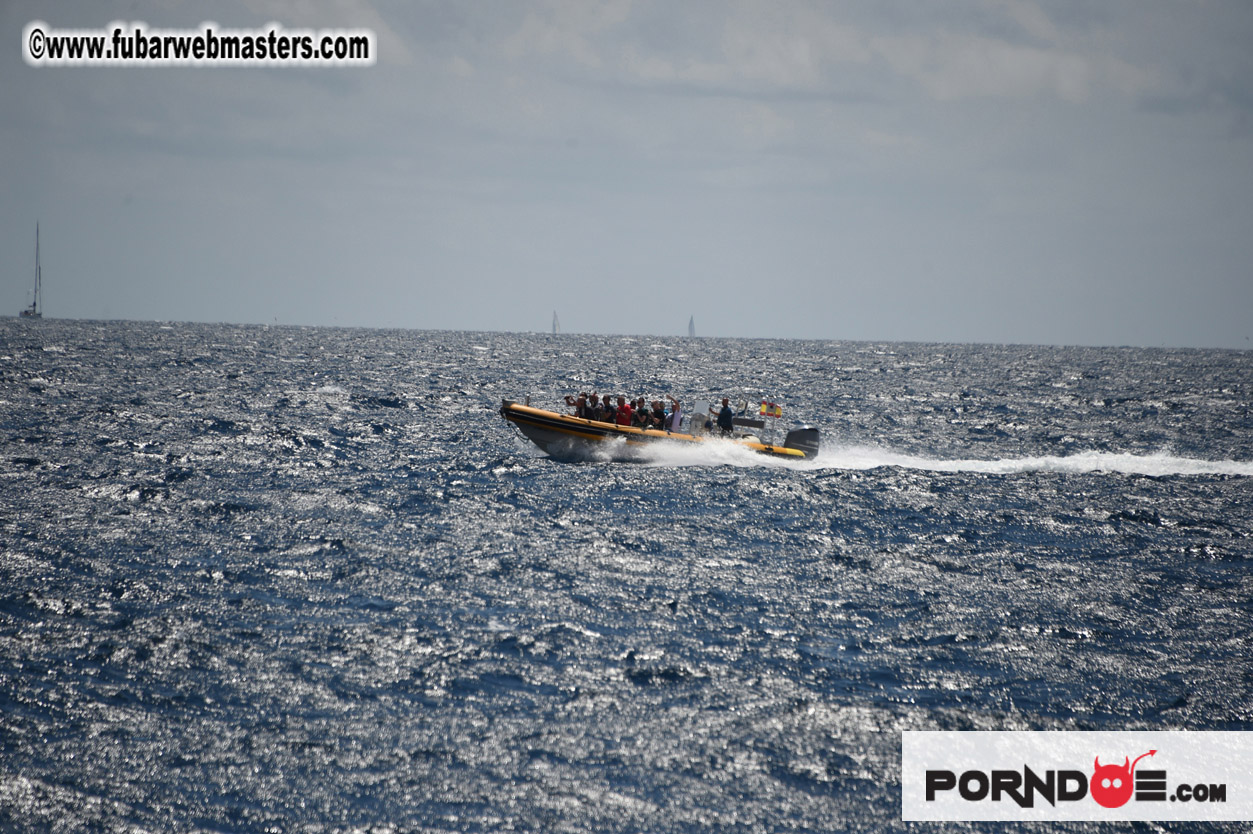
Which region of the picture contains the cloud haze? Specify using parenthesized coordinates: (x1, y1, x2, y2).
(4, 0, 1251, 347)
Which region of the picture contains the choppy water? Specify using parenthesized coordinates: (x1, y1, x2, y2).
(1, 319, 1250, 832)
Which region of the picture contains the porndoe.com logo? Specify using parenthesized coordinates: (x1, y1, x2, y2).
(902, 732, 1252, 822)
(925, 748, 1224, 809)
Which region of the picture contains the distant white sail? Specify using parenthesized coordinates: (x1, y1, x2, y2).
(20, 223, 42, 319)
(688, 315, 695, 338)
(552, 311, 560, 335)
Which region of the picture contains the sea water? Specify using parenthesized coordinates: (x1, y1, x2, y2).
(1, 319, 1250, 832)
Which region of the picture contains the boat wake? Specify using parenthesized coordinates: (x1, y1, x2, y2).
(811, 446, 1253, 477)
(635, 440, 1253, 477)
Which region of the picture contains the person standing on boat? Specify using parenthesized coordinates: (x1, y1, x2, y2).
(714, 397, 734, 435)
(664, 397, 682, 431)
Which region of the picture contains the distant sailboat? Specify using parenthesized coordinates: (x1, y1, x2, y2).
(552, 311, 560, 335)
(20, 223, 42, 319)
(688, 315, 695, 338)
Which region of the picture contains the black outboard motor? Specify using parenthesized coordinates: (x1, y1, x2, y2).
(783, 426, 820, 458)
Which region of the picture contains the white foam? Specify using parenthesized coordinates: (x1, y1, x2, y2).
(634, 439, 1253, 477)
(807, 445, 1253, 477)
(634, 437, 817, 469)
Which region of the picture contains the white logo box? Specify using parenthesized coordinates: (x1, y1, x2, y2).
(902, 731, 1253, 822)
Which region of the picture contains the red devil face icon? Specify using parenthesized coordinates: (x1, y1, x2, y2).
(1090, 750, 1156, 808)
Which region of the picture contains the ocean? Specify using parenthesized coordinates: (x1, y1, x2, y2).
(1, 319, 1250, 832)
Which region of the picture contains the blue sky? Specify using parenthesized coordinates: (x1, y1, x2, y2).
(4, 1, 1252, 347)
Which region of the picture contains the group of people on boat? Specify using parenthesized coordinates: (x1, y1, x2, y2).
(563, 392, 737, 435)
(564, 392, 686, 431)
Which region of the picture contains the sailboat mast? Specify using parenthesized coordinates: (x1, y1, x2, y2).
(19, 223, 42, 318)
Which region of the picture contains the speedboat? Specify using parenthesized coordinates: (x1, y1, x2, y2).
(500, 399, 820, 461)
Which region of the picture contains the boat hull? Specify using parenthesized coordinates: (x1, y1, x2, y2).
(500, 401, 806, 461)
